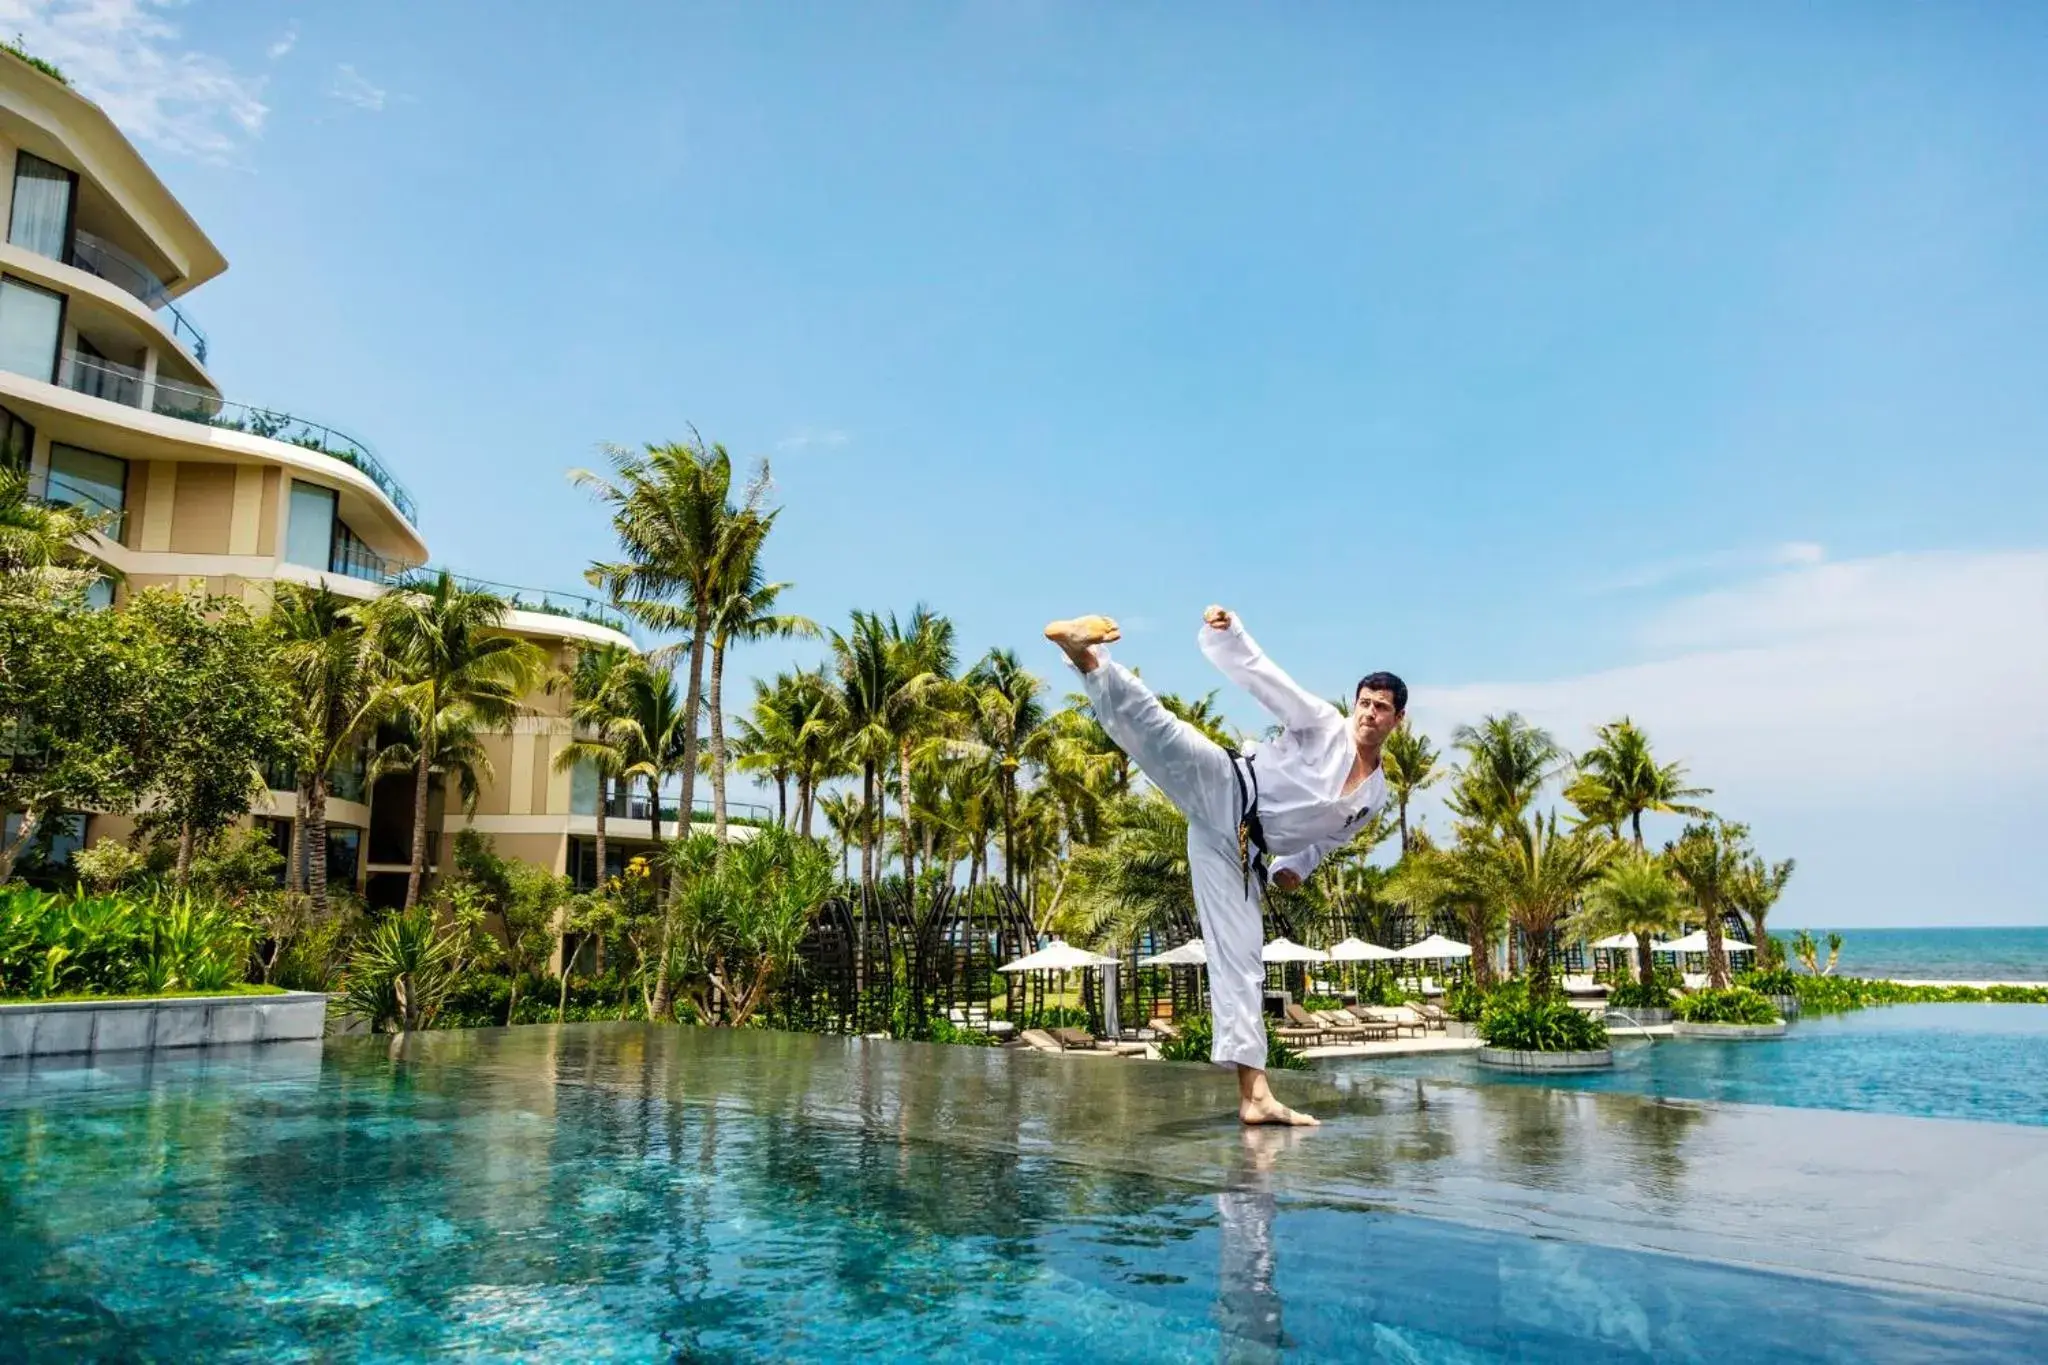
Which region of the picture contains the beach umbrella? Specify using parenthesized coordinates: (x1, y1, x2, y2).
(1261, 937, 1329, 963)
(1140, 939, 1208, 967)
(1590, 932, 1641, 950)
(1396, 933, 1473, 960)
(1328, 937, 1400, 961)
(1652, 930, 1755, 955)
(998, 939, 1118, 973)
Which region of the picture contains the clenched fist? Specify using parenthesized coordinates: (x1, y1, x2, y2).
(1203, 605, 1233, 631)
(1271, 868, 1302, 892)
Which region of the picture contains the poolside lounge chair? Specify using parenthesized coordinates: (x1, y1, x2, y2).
(1561, 975, 1609, 999)
(1353, 1005, 1427, 1038)
(1314, 1010, 1393, 1043)
(949, 1006, 1017, 1039)
(1052, 1027, 1099, 1051)
(1412, 1001, 1451, 1031)
(1018, 1029, 1064, 1053)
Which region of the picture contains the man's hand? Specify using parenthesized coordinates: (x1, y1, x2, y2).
(1271, 868, 1302, 891)
(1203, 604, 1233, 631)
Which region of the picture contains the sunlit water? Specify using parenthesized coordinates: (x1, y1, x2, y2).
(1336, 1004, 2048, 1126)
(3, 1026, 2046, 1362)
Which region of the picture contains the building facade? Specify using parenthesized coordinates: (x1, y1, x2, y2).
(0, 50, 661, 904)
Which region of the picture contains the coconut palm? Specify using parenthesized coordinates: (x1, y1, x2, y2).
(1664, 820, 1748, 988)
(826, 607, 953, 890)
(1473, 813, 1616, 999)
(1567, 846, 1681, 986)
(268, 583, 387, 917)
(1381, 720, 1441, 854)
(818, 789, 867, 882)
(1061, 789, 1198, 952)
(701, 544, 817, 841)
(1383, 836, 1504, 988)
(1570, 718, 1712, 849)
(0, 465, 111, 604)
(884, 606, 957, 894)
(1728, 850, 1796, 970)
(551, 642, 640, 889)
(958, 647, 1055, 895)
(1448, 713, 1564, 832)
(361, 572, 548, 908)
(575, 436, 772, 864)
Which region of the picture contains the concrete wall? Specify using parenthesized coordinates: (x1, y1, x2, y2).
(168, 460, 236, 554)
(0, 992, 328, 1058)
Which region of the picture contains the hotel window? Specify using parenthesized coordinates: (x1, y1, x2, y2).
(285, 479, 338, 570)
(45, 444, 127, 528)
(0, 403, 32, 473)
(0, 275, 63, 383)
(7, 152, 76, 260)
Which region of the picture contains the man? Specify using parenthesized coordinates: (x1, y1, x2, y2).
(1044, 606, 1405, 1126)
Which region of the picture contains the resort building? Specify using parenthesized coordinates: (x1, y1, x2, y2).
(0, 50, 657, 904)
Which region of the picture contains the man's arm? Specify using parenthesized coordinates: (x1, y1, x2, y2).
(1196, 607, 1336, 734)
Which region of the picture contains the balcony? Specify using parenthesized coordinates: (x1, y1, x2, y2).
(310, 553, 632, 636)
(66, 229, 211, 364)
(61, 351, 420, 528)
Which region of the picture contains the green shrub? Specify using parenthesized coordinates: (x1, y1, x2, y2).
(1791, 975, 2048, 1014)
(1608, 978, 1673, 1010)
(0, 885, 251, 999)
(1160, 1012, 1214, 1062)
(1478, 981, 1608, 1052)
(1444, 978, 1489, 1022)
(338, 903, 469, 1031)
(1672, 986, 1781, 1025)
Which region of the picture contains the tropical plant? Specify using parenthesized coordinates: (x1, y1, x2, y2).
(828, 608, 947, 889)
(268, 583, 386, 916)
(1382, 837, 1504, 988)
(1478, 979, 1608, 1051)
(1568, 847, 1681, 987)
(339, 887, 494, 1031)
(1606, 977, 1674, 1010)
(1791, 928, 1844, 977)
(698, 529, 816, 840)
(551, 642, 641, 887)
(1735, 967, 1800, 996)
(1728, 851, 1797, 970)
(1665, 820, 1750, 989)
(1381, 720, 1441, 854)
(1567, 718, 1712, 847)
(360, 571, 548, 908)
(1671, 986, 1781, 1026)
(1474, 813, 1615, 999)
(1061, 789, 1196, 951)
(1447, 713, 1564, 832)
(662, 826, 835, 1027)
(0, 464, 108, 604)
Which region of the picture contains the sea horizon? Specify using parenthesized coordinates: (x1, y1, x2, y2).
(1766, 925, 2048, 982)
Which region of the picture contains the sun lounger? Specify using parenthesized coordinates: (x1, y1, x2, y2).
(1052, 1027, 1099, 1051)
(1353, 1005, 1427, 1038)
(1561, 974, 1609, 998)
(1314, 1010, 1393, 1043)
(1018, 1029, 1064, 1053)
(949, 1006, 1016, 1038)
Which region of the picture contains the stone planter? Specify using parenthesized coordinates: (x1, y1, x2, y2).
(1605, 1006, 1671, 1026)
(1671, 1020, 1787, 1040)
(1444, 1020, 1477, 1040)
(0, 992, 327, 1059)
(1476, 1046, 1614, 1072)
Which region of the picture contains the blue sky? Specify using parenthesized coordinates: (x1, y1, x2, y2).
(20, 1, 2047, 926)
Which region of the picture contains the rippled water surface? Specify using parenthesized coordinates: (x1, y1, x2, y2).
(4, 1026, 2046, 1362)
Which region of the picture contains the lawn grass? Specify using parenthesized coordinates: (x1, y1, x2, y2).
(0, 984, 291, 1006)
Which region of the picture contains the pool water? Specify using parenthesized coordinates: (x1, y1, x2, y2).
(1338, 1004, 2048, 1126)
(3, 1026, 2047, 1362)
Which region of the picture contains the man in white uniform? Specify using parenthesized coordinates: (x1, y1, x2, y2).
(1045, 606, 1403, 1126)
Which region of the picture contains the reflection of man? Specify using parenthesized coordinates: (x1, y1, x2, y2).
(1216, 1126, 1304, 1361)
(1046, 607, 1403, 1126)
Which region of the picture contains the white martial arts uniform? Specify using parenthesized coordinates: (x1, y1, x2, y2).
(1079, 616, 1388, 1070)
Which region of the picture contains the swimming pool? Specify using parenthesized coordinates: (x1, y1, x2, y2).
(1327, 1004, 2048, 1127)
(4, 1026, 2046, 1361)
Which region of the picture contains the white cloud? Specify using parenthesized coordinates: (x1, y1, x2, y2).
(266, 23, 295, 60)
(326, 62, 385, 112)
(1591, 540, 1829, 594)
(776, 428, 850, 453)
(1413, 549, 2048, 805)
(0, 0, 268, 162)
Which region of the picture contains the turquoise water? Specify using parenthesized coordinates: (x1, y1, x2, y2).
(3, 1029, 2045, 1361)
(1786, 926, 2048, 981)
(1337, 1005, 2048, 1126)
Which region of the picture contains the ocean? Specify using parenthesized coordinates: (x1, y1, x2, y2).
(1778, 926, 2048, 982)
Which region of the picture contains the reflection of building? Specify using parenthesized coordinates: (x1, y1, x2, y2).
(0, 49, 678, 902)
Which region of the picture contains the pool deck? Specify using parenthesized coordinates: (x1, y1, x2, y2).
(356, 1023, 2048, 1315)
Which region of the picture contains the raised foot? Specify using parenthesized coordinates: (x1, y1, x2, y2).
(1043, 614, 1121, 648)
(1239, 1096, 1318, 1127)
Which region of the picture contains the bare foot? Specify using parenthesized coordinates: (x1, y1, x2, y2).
(1044, 615, 1121, 671)
(1239, 1096, 1319, 1127)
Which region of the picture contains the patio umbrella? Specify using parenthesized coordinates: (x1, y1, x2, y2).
(1261, 937, 1329, 963)
(1395, 933, 1473, 960)
(1328, 937, 1399, 961)
(1652, 930, 1755, 955)
(1139, 939, 1208, 967)
(998, 939, 1119, 973)
(1589, 932, 1641, 950)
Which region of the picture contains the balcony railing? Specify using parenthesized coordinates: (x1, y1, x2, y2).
(442, 573, 632, 635)
(66, 229, 211, 364)
(61, 351, 420, 528)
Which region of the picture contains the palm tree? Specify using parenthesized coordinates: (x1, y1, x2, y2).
(827, 608, 953, 890)
(731, 673, 802, 828)
(1570, 718, 1712, 849)
(1062, 789, 1198, 952)
(700, 526, 816, 841)
(0, 465, 110, 604)
(617, 658, 687, 849)
(360, 572, 548, 909)
(269, 583, 386, 917)
(576, 435, 772, 860)
(1475, 813, 1616, 999)
(1381, 720, 1441, 854)
(1383, 837, 1504, 988)
(1568, 846, 1681, 986)
(1448, 713, 1564, 832)
(960, 647, 1055, 896)
(886, 606, 957, 894)
(1728, 851, 1796, 970)
(818, 789, 867, 882)
(1665, 820, 1747, 988)
(552, 642, 639, 889)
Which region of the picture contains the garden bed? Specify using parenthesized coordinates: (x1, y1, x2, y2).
(0, 991, 327, 1058)
(1476, 1046, 1614, 1072)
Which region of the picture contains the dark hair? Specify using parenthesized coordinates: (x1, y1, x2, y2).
(1354, 671, 1407, 713)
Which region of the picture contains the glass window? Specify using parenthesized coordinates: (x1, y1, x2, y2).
(570, 758, 598, 815)
(326, 827, 362, 891)
(285, 480, 338, 569)
(0, 402, 33, 473)
(46, 444, 127, 525)
(8, 152, 75, 260)
(0, 275, 63, 383)
(82, 574, 113, 610)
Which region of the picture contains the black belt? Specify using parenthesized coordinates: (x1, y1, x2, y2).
(1227, 748, 1269, 897)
